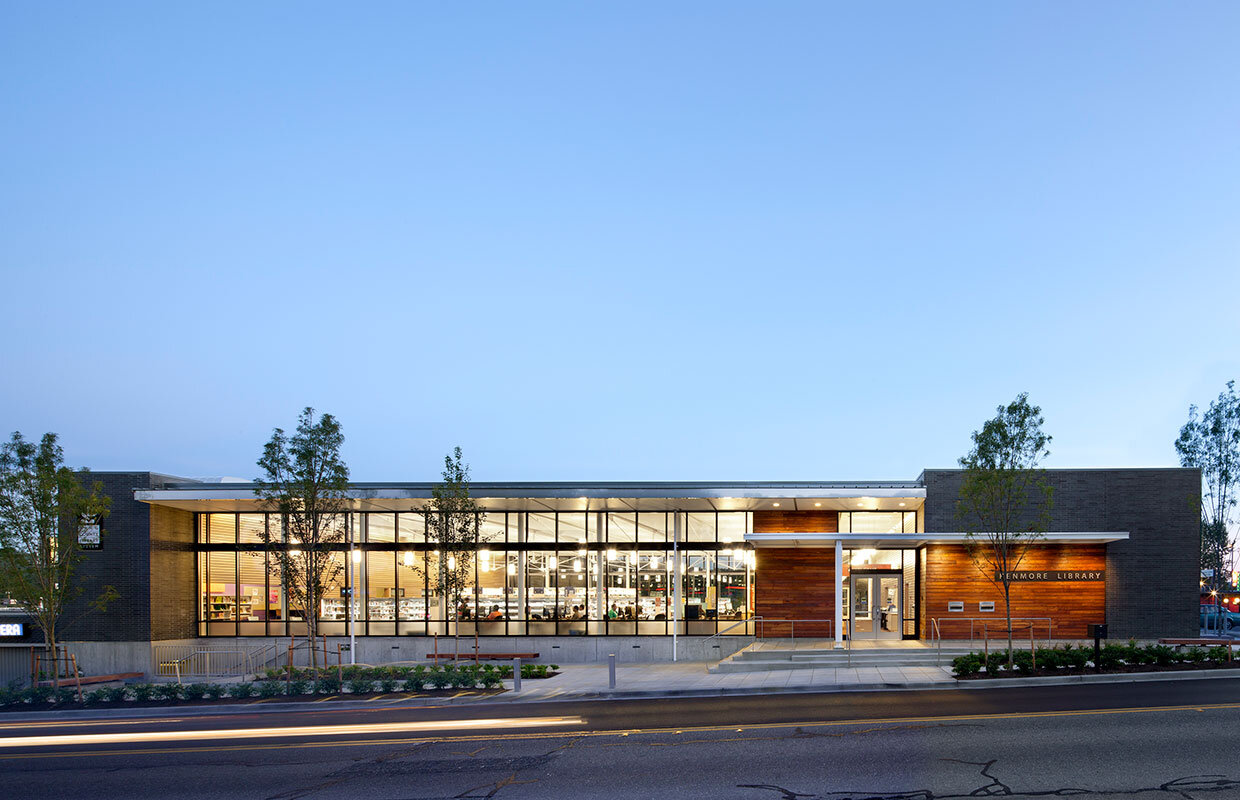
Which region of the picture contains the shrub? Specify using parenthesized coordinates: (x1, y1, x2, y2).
(450, 667, 476, 689)
(951, 654, 982, 677)
(1061, 647, 1090, 671)
(341, 665, 364, 681)
(264, 668, 283, 681)
(257, 681, 284, 698)
(428, 668, 452, 690)
(347, 677, 374, 695)
(181, 683, 209, 702)
(84, 688, 109, 705)
(534, 665, 550, 678)
(131, 684, 154, 702)
(1185, 647, 1207, 664)
(102, 686, 130, 703)
(314, 675, 341, 695)
(0, 688, 14, 707)
(480, 670, 502, 689)
(1011, 651, 1035, 675)
(53, 687, 78, 705)
(288, 678, 311, 696)
(1098, 644, 1127, 670)
(204, 684, 227, 700)
(1206, 646, 1229, 663)
(497, 665, 513, 678)
(549, 664, 560, 672)
(232, 682, 257, 699)
(152, 683, 182, 702)
(983, 651, 1008, 674)
(378, 677, 398, 693)
(404, 673, 426, 692)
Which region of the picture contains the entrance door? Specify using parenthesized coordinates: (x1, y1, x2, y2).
(850, 574, 901, 640)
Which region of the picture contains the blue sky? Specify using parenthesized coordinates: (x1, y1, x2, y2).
(2, 3, 1238, 482)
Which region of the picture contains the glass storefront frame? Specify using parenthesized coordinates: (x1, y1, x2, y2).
(195, 510, 758, 637)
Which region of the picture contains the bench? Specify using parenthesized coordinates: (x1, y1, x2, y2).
(37, 671, 143, 688)
(1158, 638, 1236, 649)
(425, 653, 539, 662)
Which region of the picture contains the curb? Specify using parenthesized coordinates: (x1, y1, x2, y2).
(5, 669, 1240, 722)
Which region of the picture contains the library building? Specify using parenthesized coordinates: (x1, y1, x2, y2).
(0, 467, 1202, 671)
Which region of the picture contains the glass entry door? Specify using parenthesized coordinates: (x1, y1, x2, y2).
(850, 574, 901, 640)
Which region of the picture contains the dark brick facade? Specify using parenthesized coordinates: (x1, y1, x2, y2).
(921, 468, 1201, 639)
(61, 472, 196, 643)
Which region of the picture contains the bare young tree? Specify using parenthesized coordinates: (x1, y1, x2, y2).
(957, 394, 1054, 667)
(1176, 380, 1240, 632)
(254, 408, 351, 673)
(0, 432, 115, 687)
(417, 447, 490, 661)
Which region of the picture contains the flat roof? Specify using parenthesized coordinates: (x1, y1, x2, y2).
(136, 480, 927, 513)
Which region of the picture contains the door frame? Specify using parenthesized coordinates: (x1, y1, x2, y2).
(849, 571, 903, 641)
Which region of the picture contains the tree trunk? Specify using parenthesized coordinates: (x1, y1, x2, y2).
(1004, 583, 1014, 669)
(307, 581, 318, 675)
(46, 634, 59, 690)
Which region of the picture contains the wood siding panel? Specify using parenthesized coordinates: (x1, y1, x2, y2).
(753, 511, 839, 533)
(923, 544, 1106, 639)
(754, 548, 835, 637)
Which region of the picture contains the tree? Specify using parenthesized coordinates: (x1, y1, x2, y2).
(418, 447, 490, 661)
(254, 408, 350, 673)
(0, 432, 115, 687)
(956, 394, 1054, 667)
(1175, 380, 1240, 631)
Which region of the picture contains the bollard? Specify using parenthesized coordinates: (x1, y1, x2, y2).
(512, 658, 521, 693)
(608, 653, 616, 690)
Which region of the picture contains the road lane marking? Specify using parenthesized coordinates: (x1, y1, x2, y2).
(0, 716, 583, 749)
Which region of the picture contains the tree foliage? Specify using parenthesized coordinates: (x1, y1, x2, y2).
(1175, 381, 1240, 583)
(0, 432, 114, 685)
(417, 447, 490, 657)
(957, 394, 1054, 664)
(253, 408, 350, 671)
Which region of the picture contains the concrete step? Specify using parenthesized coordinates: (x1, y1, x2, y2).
(708, 658, 955, 674)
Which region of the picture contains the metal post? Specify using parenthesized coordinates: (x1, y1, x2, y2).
(517, 514, 527, 631)
(672, 512, 681, 662)
(834, 538, 843, 649)
(349, 516, 358, 665)
(512, 657, 521, 693)
(608, 653, 616, 689)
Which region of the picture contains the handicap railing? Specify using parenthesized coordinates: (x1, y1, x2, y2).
(929, 617, 1054, 666)
(154, 641, 282, 682)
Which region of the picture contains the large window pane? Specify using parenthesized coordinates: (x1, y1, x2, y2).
(637, 512, 667, 543)
(368, 514, 396, 543)
(638, 551, 669, 633)
(208, 513, 236, 544)
(608, 513, 636, 544)
(605, 548, 637, 633)
(368, 551, 396, 633)
(849, 512, 904, 534)
(527, 513, 556, 543)
(205, 551, 237, 634)
(239, 515, 265, 543)
(557, 513, 587, 544)
(717, 551, 748, 622)
(683, 551, 716, 633)
(717, 513, 745, 545)
(477, 547, 507, 634)
(238, 550, 266, 623)
(397, 550, 427, 633)
(398, 514, 424, 543)
(479, 513, 507, 546)
(686, 513, 715, 542)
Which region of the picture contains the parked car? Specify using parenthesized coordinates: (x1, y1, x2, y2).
(1200, 603, 1240, 631)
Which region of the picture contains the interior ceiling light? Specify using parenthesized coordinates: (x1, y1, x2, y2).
(899, 502, 906, 507)
(773, 502, 780, 507)
(814, 502, 822, 507)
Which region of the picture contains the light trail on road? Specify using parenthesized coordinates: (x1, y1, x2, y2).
(0, 715, 584, 749)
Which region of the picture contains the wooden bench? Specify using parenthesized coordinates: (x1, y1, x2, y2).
(425, 653, 539, 662)
(37, 671, 143, 688)
(1158, 638, 1236, 649)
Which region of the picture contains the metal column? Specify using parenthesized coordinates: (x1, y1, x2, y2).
(834, 538, 843, 649)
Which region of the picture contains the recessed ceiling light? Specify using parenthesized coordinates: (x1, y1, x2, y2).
(898, 502, 905, 507)
(814, 502, 821, 507)
(773, 502, 780, 508)
(857, 502, 864, 507)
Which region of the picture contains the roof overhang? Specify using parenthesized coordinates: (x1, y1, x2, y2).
(134, 483, 926, 513)
(745, 531, 1130, 548)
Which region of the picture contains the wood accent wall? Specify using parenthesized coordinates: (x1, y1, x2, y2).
(923, 544, 1106, 639)
(754, 548, 835, 637)
(753, 511, 838, 533)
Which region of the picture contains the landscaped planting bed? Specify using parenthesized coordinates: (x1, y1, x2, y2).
(951, 641, 1235, 679)
(0, 663, 559, 711)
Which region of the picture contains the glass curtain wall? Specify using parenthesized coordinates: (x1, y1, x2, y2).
(197, 510, 754, 636)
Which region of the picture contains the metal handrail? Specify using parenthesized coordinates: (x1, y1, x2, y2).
(754, 618, 834, 640)
(930, 617, 1054, 666)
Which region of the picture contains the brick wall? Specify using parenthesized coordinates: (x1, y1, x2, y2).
(922, 469, 1200, 639)
(149, 504, 196, 640)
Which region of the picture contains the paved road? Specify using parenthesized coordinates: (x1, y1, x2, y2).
(2, 679, 1240, 798)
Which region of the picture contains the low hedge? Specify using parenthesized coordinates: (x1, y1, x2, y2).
(0, 661, 557, 709)
(951, 641, 1235, 678)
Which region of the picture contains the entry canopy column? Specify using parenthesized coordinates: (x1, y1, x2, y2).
(834, 538, 843, 648)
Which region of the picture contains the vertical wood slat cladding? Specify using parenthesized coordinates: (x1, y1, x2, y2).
(754, 548, 834, 637)
(753, 511, 839, 533)
(924, 544, 1106, 639)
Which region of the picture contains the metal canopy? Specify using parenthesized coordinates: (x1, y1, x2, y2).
(134, 481, 927, 513)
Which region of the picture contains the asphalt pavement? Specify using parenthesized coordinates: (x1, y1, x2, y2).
(2, 678, 1239, 798)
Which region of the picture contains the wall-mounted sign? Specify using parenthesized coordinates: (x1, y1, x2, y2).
(979, 601, 995, 613)
(995, 571, 1105, 582)
(0, 623, 23, 637)
(78, 516, 101, 550)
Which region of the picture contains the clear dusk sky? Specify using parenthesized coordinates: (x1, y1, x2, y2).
(2, 3, 1238, 482)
